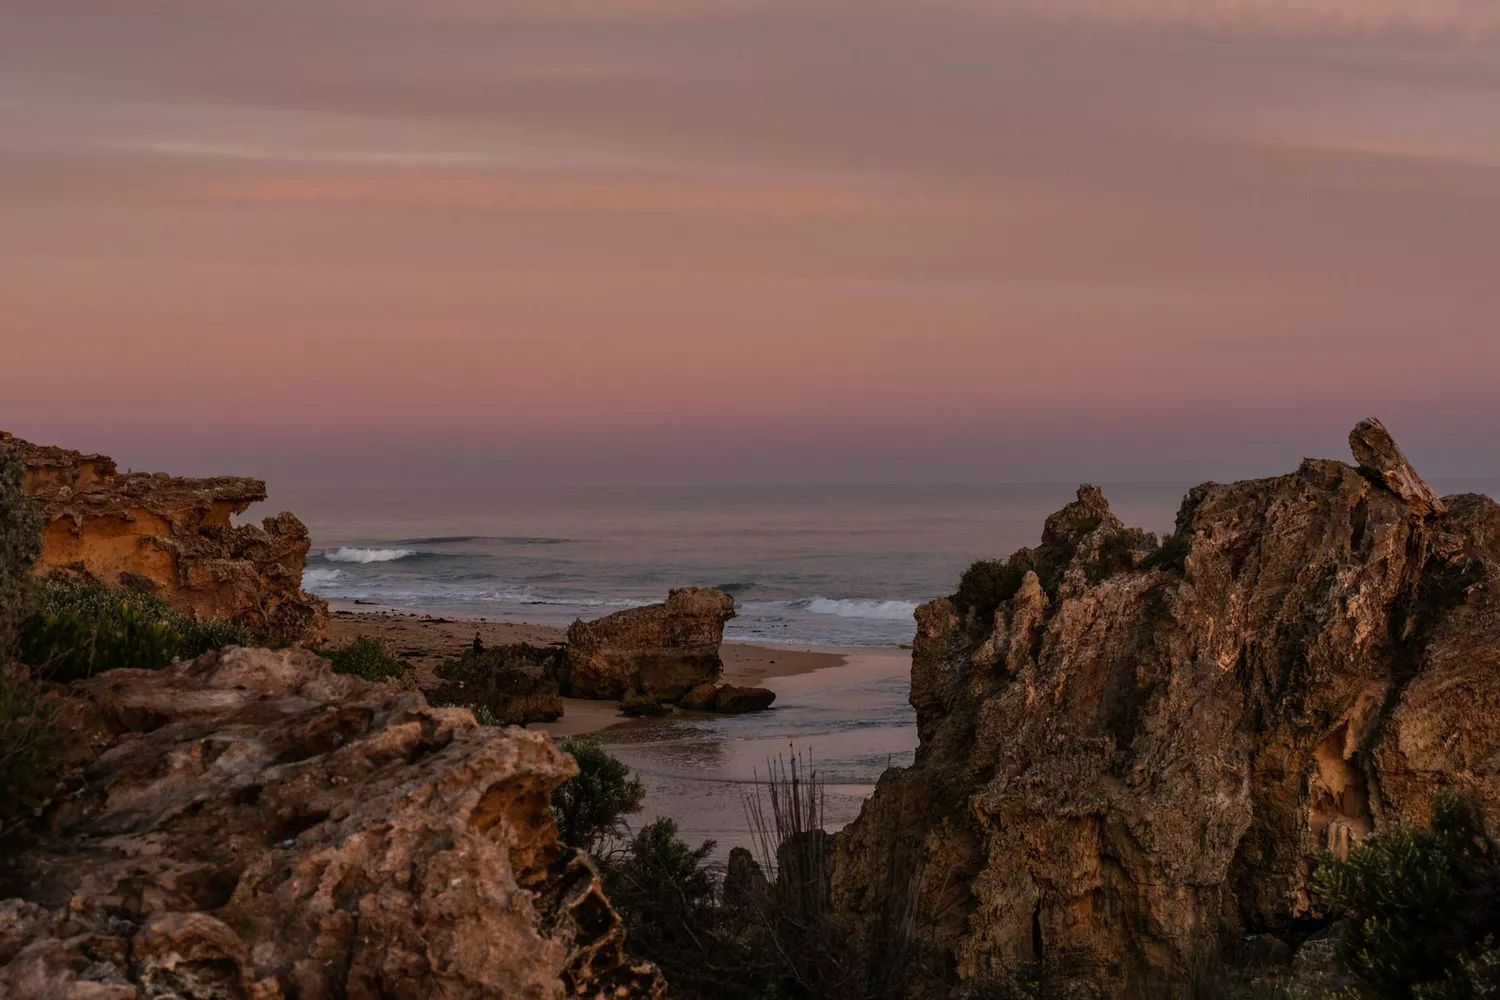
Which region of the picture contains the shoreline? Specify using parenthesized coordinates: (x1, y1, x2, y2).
(322, 602, 880, 736)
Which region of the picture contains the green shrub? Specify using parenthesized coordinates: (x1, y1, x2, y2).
(315, 635, 406, 682)
(1315, 791, 1500, 998)
(1, 441, 52, 835)
(0, 444, 42, 659)
(18, 579, 250, 682)
(603, 818, 776, 999)
(1143, 532, 1192, 573)
(1415, 946, 1500, 1000)
(177, 614, 252, 657)
(21, 601, 182, 682)
(0, 668, 57, 835)
(953, 555, 1033, 621)
(552, 738, 645, 853)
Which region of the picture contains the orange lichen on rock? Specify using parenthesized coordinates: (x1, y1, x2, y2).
(3, 431, 327, 645)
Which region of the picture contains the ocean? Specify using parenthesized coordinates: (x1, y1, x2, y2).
(265, 482, 1193, 648)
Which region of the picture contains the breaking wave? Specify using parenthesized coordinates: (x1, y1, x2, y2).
(322, 547, 418, 564)
(795, 598, 920, 621)
(303, 567, 345, 587)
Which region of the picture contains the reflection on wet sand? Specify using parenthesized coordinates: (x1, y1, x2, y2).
(591, 648, 917, 859)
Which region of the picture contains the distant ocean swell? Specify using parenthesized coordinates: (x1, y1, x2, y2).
(301, 547, 925, 646)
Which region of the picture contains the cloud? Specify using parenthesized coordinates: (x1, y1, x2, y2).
(954, 0, 1500, 38)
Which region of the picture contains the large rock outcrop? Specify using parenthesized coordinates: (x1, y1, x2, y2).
(0, 645, 664, 999)
(829, 419, 1500, 999)
(3, 432, 327, 645)
(564, 588, 736, 701)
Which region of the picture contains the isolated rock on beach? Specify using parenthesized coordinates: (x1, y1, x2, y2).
(0, 646, 664, 999)
(433, 642, 566, 725)
(565, 587, 736, 701)
(681, 681, 776, 714)
(3, 431, 328, 645)
(829, 420, 1500, 999)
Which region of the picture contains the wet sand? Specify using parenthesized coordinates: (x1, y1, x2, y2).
(323, 603, 849, 736)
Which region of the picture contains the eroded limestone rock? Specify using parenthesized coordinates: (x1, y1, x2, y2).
(3, 432, 328, 645)
(829, 420, 1500, 999)
(432, 642, 566, 726)
(565, 588, 736, 701)
(0, 646, 664, 999)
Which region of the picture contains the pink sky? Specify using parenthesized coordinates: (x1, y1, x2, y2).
(2, 0, 1497, 486)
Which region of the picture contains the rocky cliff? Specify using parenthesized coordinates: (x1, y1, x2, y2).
(829, 419, 1500, 999)
(0, 645, 664, 999)
(565, 588, 737, 701)
(3, 432, 327, 645)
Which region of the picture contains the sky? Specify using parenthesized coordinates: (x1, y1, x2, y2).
(2, 0, 1498, 488)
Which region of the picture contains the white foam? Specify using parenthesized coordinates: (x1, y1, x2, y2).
(302, 568, 345, 588)
(796, 598, 920, 621)
(322, 547, 417, 563)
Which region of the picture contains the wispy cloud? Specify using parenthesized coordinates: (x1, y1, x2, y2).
(954, 0, 1500, 38)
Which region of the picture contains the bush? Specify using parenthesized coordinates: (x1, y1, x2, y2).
(1, 442, 52, 835)
(0, 444, 42, 659)
(953, 555, 1033, 621)
(1315, 791, 1500, 998)
(0, 668, 56, 835)
(1143, 532, 1192, 573)
(315, 635, 406, 682)
(552, 738, 645, 853)
(18, 579, 251, 682)
(604, 817, 776, 1000)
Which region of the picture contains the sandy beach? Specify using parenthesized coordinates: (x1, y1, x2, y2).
(323, 602, 851, 737)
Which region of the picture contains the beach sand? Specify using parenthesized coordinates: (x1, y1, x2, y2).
(323, 603, 849, 736)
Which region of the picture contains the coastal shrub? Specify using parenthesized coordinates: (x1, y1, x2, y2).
(1, 441, 55, 836)
(1315, 791, 1500, 997)
(954, 555, 1032, 621)
(18, 579, 250, 682)
(604, 817, 777, 1000)
(552, 738, 645, 853)
(1087, 531, 1140, 583)
(0, 667, 57, 836)
(315, 635, 406, 682)
(0, 441, 43, 658)
(1143, 532, 1192, 573)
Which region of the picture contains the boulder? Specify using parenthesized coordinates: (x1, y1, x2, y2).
(710, 684, 776, 714)
(565, 588, 736, 701)
(829, 420, 1500, 999)
(3, 432, 328, 645)
(0, 646, 664, 998)
(621, 688, 673, 717)
(432, 642, 565, 726)
(679, 681, 775, 714)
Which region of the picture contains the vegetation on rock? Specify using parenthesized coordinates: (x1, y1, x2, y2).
(314, 634, 407, 682)
(18, 577, 251, 682)
(0, 441, 53, 834)
(952, 555, 1032, 620)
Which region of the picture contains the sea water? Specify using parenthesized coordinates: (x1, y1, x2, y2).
(267, 482, 1191, 647)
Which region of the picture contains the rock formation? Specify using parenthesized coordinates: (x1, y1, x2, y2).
(3, 432, 327, 645)
(829, 420, 1500, 999)
(680, 681, 777, 714)
(433, 642, 566, 726)
(565, 588, 736, 702)
(0, 645, 664, 999)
